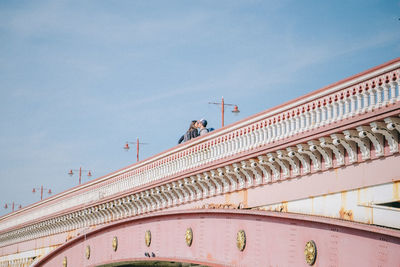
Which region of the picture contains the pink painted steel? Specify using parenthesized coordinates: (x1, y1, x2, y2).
(35, 210, 400, 267)
(2, 58, 400, 266)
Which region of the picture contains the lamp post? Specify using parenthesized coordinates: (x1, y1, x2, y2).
(124, 138, 148, 162)
(32, 185, 52, 201)
(209, 96, 240, 127)
(4, 202, 22, 212)
(68, 167, 92, 185)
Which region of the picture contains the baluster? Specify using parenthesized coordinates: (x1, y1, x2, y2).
(226, 135, 233, 156)
(232, 133, 239, 153)
(355, 86, 362, 114)
(338, 92, 345, 120)
(389, 78, 397, 103)
(254, 124, 260, 147)
(300, 107, 306, 132)
(370, 80, 377, 110)
(231, 133, 237, 152)
(284, 115, 290, 137)
(288, 110, 296, 136)
(276, 118, 282, 140)
(266, 120, 272, 142)
(393, 72, 400, 102)
(236, 130, 242, 151)
(261, 121, 267, 144)
(326, 97, 333, 123)
(383, 76, 390, 105)
(331, 95, 338, 122)
(217, 138, 222, 157)
(250, 126, 256, 148)
(344, 91, 351, 118)
(377, 78, 384, 107)
(320, 100, 327, 126)
(362, 84, 369, 112)
(192, 149, 198, 167)
(219, 138, 225, 158)
(242, 129, 247, 150)
(214, 140, 219, 159)
(245, 128, 250, 149)
(315, 102, 321, 127)
(310, 104, 316, 129)
(294, 110, 300, 134)
(271, 121, 277, 141)
(305, 106, 311, 130)
(198, 148, 203, 165)
(208, 142, 213, 161)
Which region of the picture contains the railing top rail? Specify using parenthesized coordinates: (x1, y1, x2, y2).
(1, 57, 399, 225)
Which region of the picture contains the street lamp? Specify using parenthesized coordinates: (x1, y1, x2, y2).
(4, 202, 22, 212)
(68, 167, 92, 185)
(32, 185, 52, 201)
(209, 96, 240, 127)
(124, 138, 149, 162)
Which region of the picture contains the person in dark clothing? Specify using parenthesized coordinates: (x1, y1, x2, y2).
(178, 120, 199, 144)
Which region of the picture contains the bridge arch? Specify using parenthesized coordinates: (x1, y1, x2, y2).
(34, 209, 400, 267)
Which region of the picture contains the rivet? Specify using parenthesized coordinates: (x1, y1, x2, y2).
(145, 230, 151, 247)
(236, 230, 246, 251)
(85, 245, 90, 259)
(112, 236, 118, 251)
(185, 228, 193, 247)
(304, 240, 317, 265)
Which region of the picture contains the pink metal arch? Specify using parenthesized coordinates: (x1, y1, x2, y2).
(34, 210, 400, 267)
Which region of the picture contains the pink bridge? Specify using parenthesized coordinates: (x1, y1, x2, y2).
(1, 58, 400, 267)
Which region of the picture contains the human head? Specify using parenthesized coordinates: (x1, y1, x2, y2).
(189, 120, 197, 130)
(200, 119, 207, 128)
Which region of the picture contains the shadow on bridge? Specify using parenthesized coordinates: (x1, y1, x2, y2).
(98, 261, 208, 267)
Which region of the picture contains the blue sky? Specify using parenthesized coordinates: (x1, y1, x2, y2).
(0, 0, 399, 216)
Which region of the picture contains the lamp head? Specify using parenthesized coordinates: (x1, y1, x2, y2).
(124, 143, 130, 150)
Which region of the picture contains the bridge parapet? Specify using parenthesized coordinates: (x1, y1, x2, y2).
(1, 58, 400, 252)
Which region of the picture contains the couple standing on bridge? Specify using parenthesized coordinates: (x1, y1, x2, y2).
(178, 119, 211, 144)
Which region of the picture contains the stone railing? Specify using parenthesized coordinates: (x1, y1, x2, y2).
(0, 58, 399, 236)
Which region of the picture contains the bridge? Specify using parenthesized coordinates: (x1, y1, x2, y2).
(1, 58, 400, 266)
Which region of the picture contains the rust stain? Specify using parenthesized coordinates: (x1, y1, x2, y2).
(366, 206, 373, 224)
(279, 201, 288, 212)
(339, 207, 354, 221)
(370, 205, 374, 224)
(200, 203, 237, 209)
(65, 230, 75, 242)
(242, 189, 248, 208)
(393, 181, 400, 200)
(341, 191, 347, 208)
(225, 191, 231, 205)
(310, 196, 314, 214)
(206, 253, 215, 261)
(339, 191, 353, 221)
